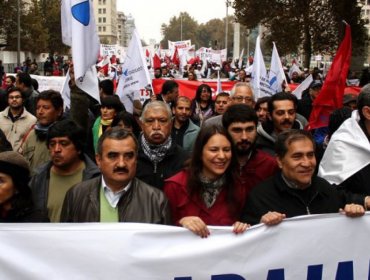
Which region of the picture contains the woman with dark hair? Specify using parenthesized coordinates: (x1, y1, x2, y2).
(190, 84, 214, 126)
(0, 151, 48, 222)
(111, 111, 141, 138)
(92, 95, 125, 153)
(164, 125, 249, 237)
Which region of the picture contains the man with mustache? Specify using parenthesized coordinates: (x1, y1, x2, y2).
(29, 119, 100, 222)
(222, 104, 279, 199)
(61, 127, 171, 224)
(256, 91, 304, 155)
(242, 129, 368, 226)
(136, 101, 189, 189)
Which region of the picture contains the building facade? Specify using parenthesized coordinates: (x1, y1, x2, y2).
(122, 14, 136, 47)
(93, 0, 118, 44)
(117, 12, 126, 47)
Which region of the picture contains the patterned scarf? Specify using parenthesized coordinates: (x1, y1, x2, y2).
(200, 174, 225, 208)
(140, 133, 172, 173)
(34, 122, 54, 141)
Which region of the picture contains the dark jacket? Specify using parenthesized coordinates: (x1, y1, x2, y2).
(23, 87, 39, 116)
(60, 176, 171, 224)
(136, 139, 189, 190)
(237, 149, 279, 200)
(241, 172, 363, 225)
(256, 119, 303, 155)
(0, 207, 49, 222)
(29, 154, 100, 212)
(297, 90, 312, 121)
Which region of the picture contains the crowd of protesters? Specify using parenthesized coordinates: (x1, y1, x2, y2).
(0, 57, 368, 239)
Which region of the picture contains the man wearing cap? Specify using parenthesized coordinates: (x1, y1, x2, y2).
(0, 151, 48, 222)
(297, 80, 322, 120)
(343, 93, 357, 111)
(319, 84, 370, 197)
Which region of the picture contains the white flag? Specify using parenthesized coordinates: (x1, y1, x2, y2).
(268, 42, 287, 94)
(238, 48, 244, 69)
(61, 0, 100, 81)
(61, 66, 100, 109)
(292, 74, 313, 100)
(289, 62, 303, 79)
(251, 36, 273, 100)
(116, 29, 152, 114)
(216, 70, 223, 94)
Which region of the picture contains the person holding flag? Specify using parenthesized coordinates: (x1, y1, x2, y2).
(61, 0, 101, 134)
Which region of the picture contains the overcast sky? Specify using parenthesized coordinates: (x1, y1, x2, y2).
(117, 0, 234, 43)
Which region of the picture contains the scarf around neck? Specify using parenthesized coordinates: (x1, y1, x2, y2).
(140, 133, 172, 172)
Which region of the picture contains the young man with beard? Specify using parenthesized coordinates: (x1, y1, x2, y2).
(256, 91, 304, 155)
(171, 96, 200, 153)
(0, 87, 36, 151)
(29, 119, 100, 222)
(222, 104, 279, 198)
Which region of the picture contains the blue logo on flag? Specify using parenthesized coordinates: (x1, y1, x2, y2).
(123, 69, 129, 76)
(72, 1, 90, 26)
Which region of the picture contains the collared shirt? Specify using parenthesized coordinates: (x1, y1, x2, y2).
(101, 176, 131, 208)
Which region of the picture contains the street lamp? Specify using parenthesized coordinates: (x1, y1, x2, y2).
(17, 0, 21, 66)
(225, 0, 231, 55)
(180, 15, 183, 41)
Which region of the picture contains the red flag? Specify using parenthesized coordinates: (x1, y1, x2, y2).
(308, 24, 351, 130)
(145, 49, 150, 58)
(172, 47, 180, 66)
(153, 53, 161, 69)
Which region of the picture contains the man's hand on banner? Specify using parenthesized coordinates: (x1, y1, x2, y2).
(260, 211, 286, 226)
(340, 204, 365, 217)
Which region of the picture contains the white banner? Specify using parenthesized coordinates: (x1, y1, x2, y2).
(1, 213, 370, 279)
(168, 40, 192, 54)
(29, 74, 65, 93)
(116, 29, 151, 113)
(100, 44, 126, 61)
(196, 48, 227, 64)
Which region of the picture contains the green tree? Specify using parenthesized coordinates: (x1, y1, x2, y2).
(197, 16, 234, 53)
(22, 0, 49, 53)
(39, 0, 69, 55)
(0, 0, 29, 51)
(160, 12, 199, 48)
(233, 0, 366, 68)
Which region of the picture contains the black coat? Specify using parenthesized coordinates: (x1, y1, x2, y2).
(136, 140, 189, 190)
(241, 172, 363, 225)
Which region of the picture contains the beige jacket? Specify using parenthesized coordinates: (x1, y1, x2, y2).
(0, 107, 36, 151)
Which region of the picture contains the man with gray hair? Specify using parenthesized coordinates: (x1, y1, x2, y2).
(319, 84, 370, 196)
(137, 101, 189, 189)
(203, 82, 254, 128)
